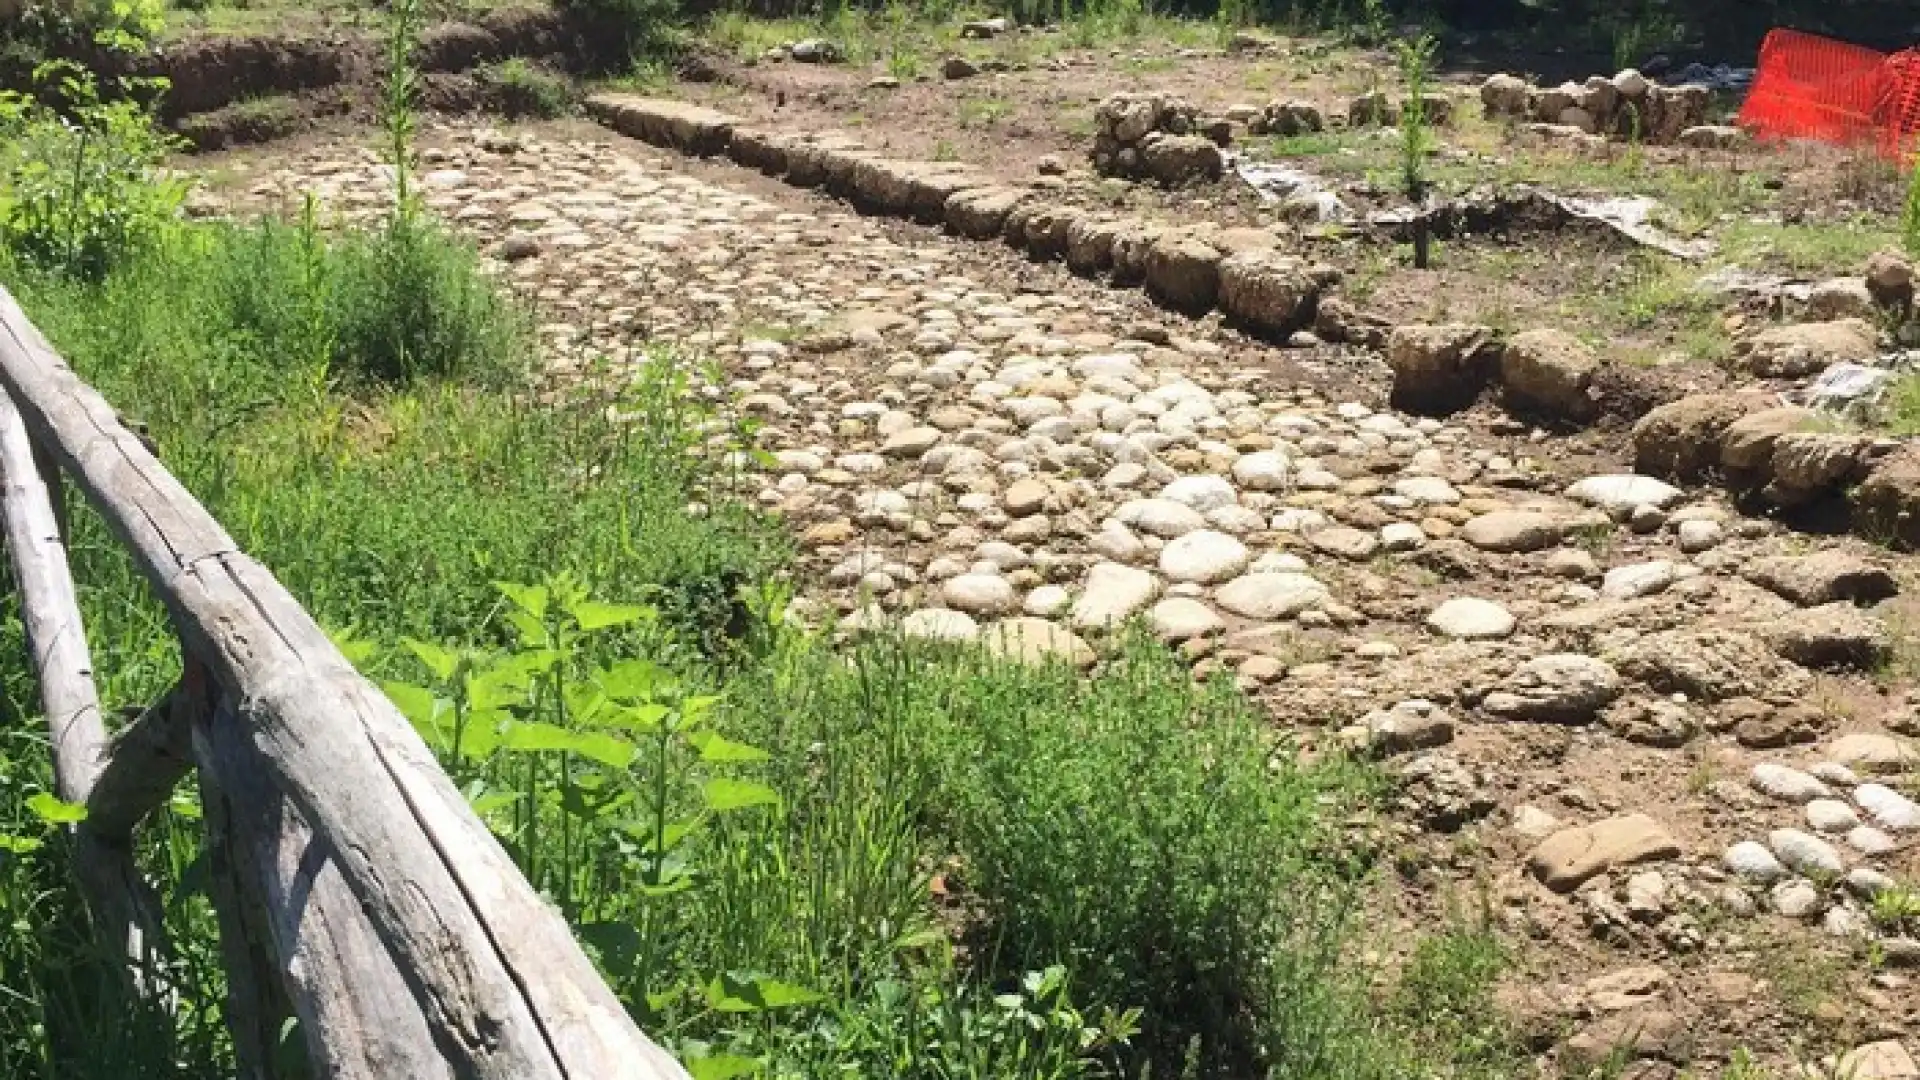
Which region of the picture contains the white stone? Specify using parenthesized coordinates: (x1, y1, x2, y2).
(1565, 474, 1685, 513)
(828, 552, 889, 584)
(1768, 828, 1845, 877)
(1426, 597, 1515, 639)
(1149, 597, 1225, 641)
(1676, 519, 1723, 553)
(1824, 905, 1869, 938)
(1103, 462, 1148, 489)
(1159, 475, 1239, 513)
(982, 618, 1096, 668)
(1600, 561, 1677, 600)
(1806, 799, 1861, 835)
(1023, 584, 1071, 617)
(1005, 396, 1065, 425)
(1750, 762, 1831, 805)
(1116, 498, 1208, 538)
(1231, 450, 1293, 492)
(775, 449, 824, 474)
(1771, 879, 1825, 919)
(1250, 552, 1311, 574)
(975, 541, 1030, 570)
(1856, 783, 1920, 832)
(1271, 508, 1330, 533)
(1380, 522, 1427, 551)
(1847, 826, 1897, 855)
(1512, 804, 1562, 839)
(1215, 572, 1330, 619)
(1811, 762, 1861, 786)
(1089, 520, 1149, 563)
(1070, 563, 1162, 629)
(1847, 868, 1896, 898)
(900, 609, 979, 642)
(1723, 840, 1787, 883)
(882, 426, 942, 458)
(1159, 530, 1252, 584)
(1394, 475, 1461, 505)
(1205, 504, 1268, 535)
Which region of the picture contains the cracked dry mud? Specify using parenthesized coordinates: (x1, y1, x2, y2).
(193, 117, 1920, 1078)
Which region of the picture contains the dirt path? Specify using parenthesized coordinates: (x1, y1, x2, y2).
(195, 116, 1920, 1079)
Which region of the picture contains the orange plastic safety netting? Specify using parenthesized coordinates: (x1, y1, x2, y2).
(1737, 28, 1920, 159)
(1883, 49, 1920, 158)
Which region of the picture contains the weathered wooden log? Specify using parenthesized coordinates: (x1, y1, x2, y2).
(0, 287, 687, 1078)
(87, 683, 193, 839)
(0, 385, 109, 798)
(0, 384, 172, 999)
(201, 752, 296, 1080)
(196, 695, 455, 1080)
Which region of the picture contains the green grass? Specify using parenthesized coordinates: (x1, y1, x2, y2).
(957, 95, 1013, 128)
(0, 214, 786, 1075)
(478, 56, 575, 118)
(1120, 53, 1177, 74)
(1753, 938, 1850, 1029)
(701, 6, 893, 66)
(1268, 132, 1358, 158)
(226, 93, 301, 128)
(704, 9, 822, 61)
(1591, 251, 1707, 332)
(1385, 919, 1517, 1080)
(1884, 375, 1920, 436)
(1718, 217, 1902, 277)
(159, 0, 543, 39)
(1904, 157, 1920, 258)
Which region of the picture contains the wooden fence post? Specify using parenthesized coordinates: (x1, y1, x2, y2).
(0, 283, 690, 1079)
(0, 385, 174, 1001)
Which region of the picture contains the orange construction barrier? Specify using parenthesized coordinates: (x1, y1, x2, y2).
(1737, 28, 1920, 158)
(1881, 49, 1920, 158)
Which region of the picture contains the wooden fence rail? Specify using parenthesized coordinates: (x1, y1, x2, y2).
(0, 285, 690, 1080)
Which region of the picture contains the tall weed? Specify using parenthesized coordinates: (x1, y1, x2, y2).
(1903, 154, 1920, 260)
(715, 633, 1387, 1077)
(0, 62, 184, 281)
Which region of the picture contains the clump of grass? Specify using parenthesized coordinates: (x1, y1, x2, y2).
(895, 633, 1381, 1075)
(1385, 919, 1518, 1080)
(1754, 938, 1849, 1025)
(203, 214, 531, 387)
(886, 44, 923, 80)
(0, 61, 185, 282)
(1720, 218, 1900, 276)
(174, 93, 305, 150)
(1885, 375, 1920, 436)
(1836, 150, 1902, 205)
(1595, 252, 1706, 332)
(957, 95, 1013, 128)
(1904, 155, 1920, 259)
(880, 0, 924, 79)
(1269, 131, 1355, 157)
(478, 57, 574, 119)
(1064, 0, 1147, 48)
(1870, 884, 1920, 931)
